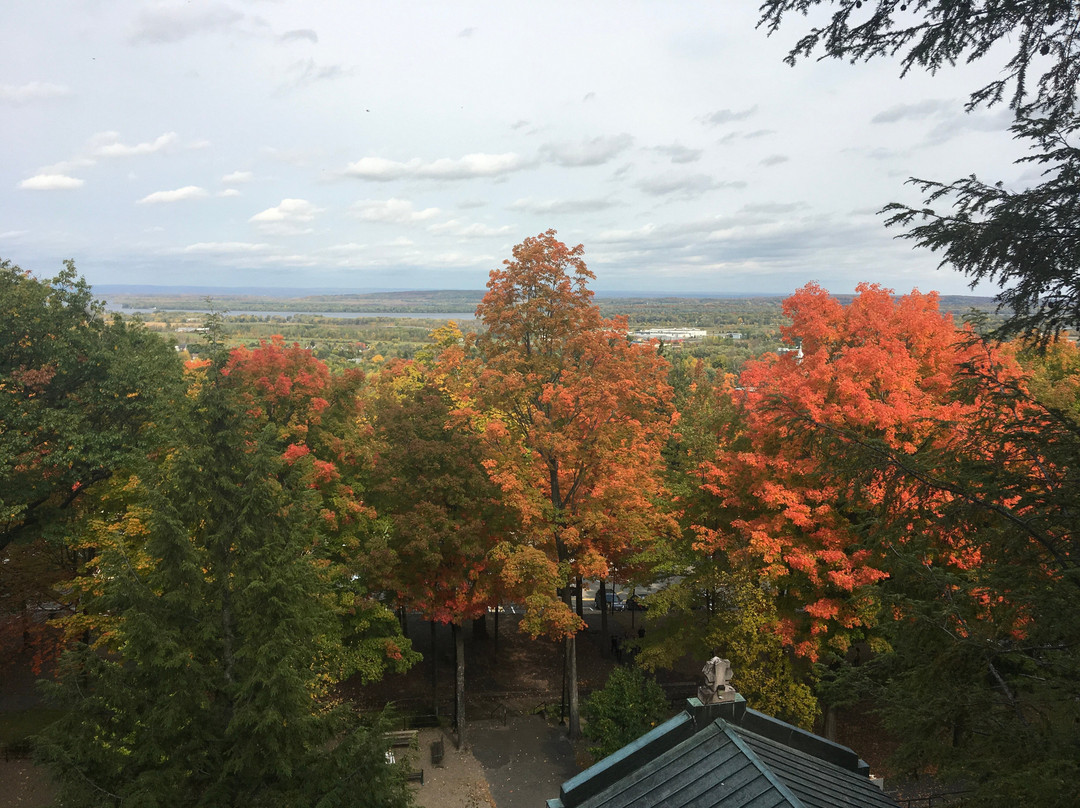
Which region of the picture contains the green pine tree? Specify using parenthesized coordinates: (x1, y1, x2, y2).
(36, 361, 412, 808)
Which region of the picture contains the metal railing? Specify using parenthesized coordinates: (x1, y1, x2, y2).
(895, 789, 972, 808)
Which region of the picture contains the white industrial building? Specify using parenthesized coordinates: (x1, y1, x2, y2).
(631, 327, 707, 343)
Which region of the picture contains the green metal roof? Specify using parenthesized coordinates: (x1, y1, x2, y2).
(548, 698, 899, 808)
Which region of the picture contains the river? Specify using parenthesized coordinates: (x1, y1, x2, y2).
(106, 306, 476, 321)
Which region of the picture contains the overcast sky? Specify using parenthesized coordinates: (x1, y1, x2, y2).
(2, 1, 1028, 295)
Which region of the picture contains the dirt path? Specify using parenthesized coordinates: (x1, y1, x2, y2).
(470, 716, 578, 808)
(410, 727, 496, 808)
(0, 760, 55, 807)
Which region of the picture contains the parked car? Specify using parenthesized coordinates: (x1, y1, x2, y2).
(625, 593, 648, 612)
(594, 591, 625, 611)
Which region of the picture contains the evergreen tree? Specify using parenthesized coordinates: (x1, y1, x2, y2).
(582, 667, 670, 760)
(759, 1, 1080, 345)
(36, 358, 412, 808)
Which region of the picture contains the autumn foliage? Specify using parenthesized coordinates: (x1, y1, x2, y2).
(473, 231, 677, 638)
(363, 344, 510, 627)
(696, 283, 1034, 659)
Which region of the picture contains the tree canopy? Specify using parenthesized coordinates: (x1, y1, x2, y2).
(36, 341, 413, 808)
(473, 230, 676, 737)
(758, 0, 1080, 120)
(698, 281, 1080, 805)
(0, 258, 183, 553)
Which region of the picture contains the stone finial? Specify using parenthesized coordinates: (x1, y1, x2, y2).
(698, 654, 736, 704)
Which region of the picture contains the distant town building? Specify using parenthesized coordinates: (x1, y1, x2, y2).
(777, 344, 803, 361)
(631, 328, 707, 344)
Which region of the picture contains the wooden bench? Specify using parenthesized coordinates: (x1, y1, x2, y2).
(385, 729, 419, 748)
(407, 768, 425, 784)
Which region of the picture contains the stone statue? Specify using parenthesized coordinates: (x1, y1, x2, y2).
(698, 653, 735, 704)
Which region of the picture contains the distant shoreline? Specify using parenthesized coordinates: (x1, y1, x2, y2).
(105, 304, 478, 321)
(99, 287, 1000, 317)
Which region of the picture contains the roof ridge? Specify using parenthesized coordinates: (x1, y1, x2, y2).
(719, 719, 805, 808)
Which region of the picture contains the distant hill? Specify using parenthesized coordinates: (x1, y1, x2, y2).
(102, 289, 487, 314)
(100, 287, 1001, 318)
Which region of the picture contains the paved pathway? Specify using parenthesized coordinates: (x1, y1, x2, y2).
(470, 715, 579, 808)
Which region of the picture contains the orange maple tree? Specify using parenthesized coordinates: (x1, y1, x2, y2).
(472, 230, 677, 736)
(696, 282, 1027, 660)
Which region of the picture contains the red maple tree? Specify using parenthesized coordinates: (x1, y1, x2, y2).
(696, 283, 1022, 660)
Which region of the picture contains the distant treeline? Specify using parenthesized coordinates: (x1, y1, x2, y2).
(106, 289, 1004, 329)
(109, 289, 487, 313)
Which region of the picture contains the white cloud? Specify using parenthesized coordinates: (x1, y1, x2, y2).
(217, 188, 241, 197)
(249, 198, 323, 234)
(222, 170, 253, 184)
(924, 109, 1013, 145)
(344, 153, 531, 181)
(540, 134, 634, 167)
(871, 99, 953, 124)
(94, 132, 178, 158)
(130, 3, 244, 44)
(652, 144, 703, 164)
(428, 251, 496, 267)
(702, 106, 758, 126)
(260, 146, 312, 166)
(0, 230, 28, 239)
(635, 174, 745, 197)
(281, 59, 355, 91)
(180, 241, 269, 254)
(280, 29, 318, 44)
(428, 220, 515, 238)
(0, 81, 71, 104)
(760, 154, 789, 166)
(20, 174, 84, 190)
(351, 198, 440, 224)
(719, 129, 775, 144)
(741, 202, 807, 215)
(250, 198, 321, 222)
(137, 186, 208, 204)
(509, 197, 617, 215)
(323, 242, 369, 254)
(39, 158, 96, 175)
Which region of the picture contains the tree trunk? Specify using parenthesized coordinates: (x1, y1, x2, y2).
(431, 620, 439, 718)
(599, 579, 609, 657)
(550, 463, 579, 738)
(472, 613, 488, 641)
(566, 634, 580, 738)
(454, 623, 466, 749)
(823, 703, 837, 742)
(575, 575, 584, 617)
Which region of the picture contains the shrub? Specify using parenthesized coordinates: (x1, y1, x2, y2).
(582, 667, 670, 760)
